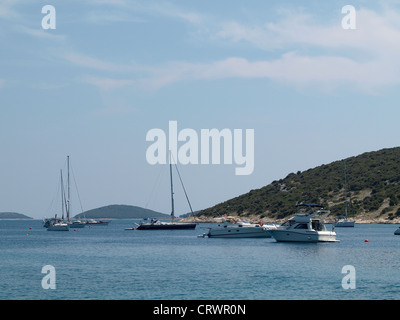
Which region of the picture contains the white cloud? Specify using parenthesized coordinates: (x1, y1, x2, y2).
(138, 1, 205, 25)
(62, 5, 400, 94)
(62, 52, 131, 72)
(134, 54, 391, 93)
(88, 0, 127, 5)
(85, 10, 145, 24)
(69, 50, 399, 94)
(80, 75, 135, 91)
(216, 7, 400, 56)
(138, 6, 400, 93)
(0, 0, 19, 18)
(86, 0, 205, 25)
(16, 25, 65, 40)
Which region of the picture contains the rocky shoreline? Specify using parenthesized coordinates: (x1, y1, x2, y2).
(180, 215, 400, 225)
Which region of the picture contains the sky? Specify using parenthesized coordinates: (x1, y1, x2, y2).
(1, 0, 400, 219)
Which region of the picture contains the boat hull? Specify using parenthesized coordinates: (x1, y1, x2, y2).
(86, 221, 110, 226)
(269, 230, 338, 242)
(395, 228, 400, 235)
(69, 221, 86, 228)
(208, 227, 272, 238)
(47, 224, 70, 231)
(334, 220, 355, 227)
(136, 223, 196, 230)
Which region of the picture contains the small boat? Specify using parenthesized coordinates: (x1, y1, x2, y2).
(43, 217, 55, 228)
(269, 203, 338, 243)
(85, 219, 110, 226)
(334, 216, 355, 227)
(47, 221, 69, 231)
(68, 220, 86, 228)
(46, 215, 69, 231)
(334, 160, 355, 228)
(204, 218, 276, 238)
(135, 218, 196, 230)
(394, 227, 400, 235)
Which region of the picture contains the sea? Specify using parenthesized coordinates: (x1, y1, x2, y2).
(1, 219, 400, 300)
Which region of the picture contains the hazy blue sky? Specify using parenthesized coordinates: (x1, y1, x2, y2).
(1, 0, 400, 218)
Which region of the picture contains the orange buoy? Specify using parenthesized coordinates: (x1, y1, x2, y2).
(29, 227, 32, 229)
(365, 239, 369, 242)
(74, 229, 77, 231)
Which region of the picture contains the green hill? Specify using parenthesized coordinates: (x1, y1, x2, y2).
(197, 147, 400, 222)
(73, 204, 169, 219)
(0, 212, 33, 219)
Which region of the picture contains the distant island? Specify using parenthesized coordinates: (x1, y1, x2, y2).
(73, 204, 170, 220)
(0, 205, 175, 220)
(0, 212, 33, 220)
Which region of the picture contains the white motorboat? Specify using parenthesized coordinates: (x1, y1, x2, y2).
(203, 218, 277, 238)
(394, 227, 400, 235)
(269, 204, 338, 243)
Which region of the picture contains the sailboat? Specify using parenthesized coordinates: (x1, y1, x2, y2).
(334, 160, 355, 227)
(44, 156, 86, 230)
(45, 170, 70, 231)
(135, 153, 197, 230)
(64, 156, 86, 228)
(46, 214, 69, 231)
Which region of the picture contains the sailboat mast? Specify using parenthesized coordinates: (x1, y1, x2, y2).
(344, 160, 348, 219)
(61, 169, 64, 220)
(169, 152, 175, 223)
(67, 155, 70, 222)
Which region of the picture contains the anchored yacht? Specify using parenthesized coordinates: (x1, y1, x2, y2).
(204, 218, 277, 238)
(269, 204, 338, 243)
(43, 156, 87, 231)
(334, 216, 355, 228)
(132, 152, 196, 231)
(135, 217, 196, 230)
(45, 215, 69, 231)
(334, 160, 355, 228)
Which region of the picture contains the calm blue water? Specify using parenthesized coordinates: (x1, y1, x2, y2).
(1, 220, 400, 300)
